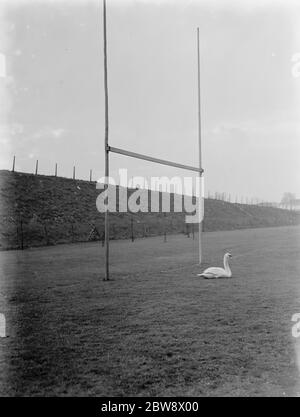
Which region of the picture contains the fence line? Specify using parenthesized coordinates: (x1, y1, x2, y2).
(8, 155, 294, 208)
(1, 213, 193, 250)
(10, 155, 95, 182)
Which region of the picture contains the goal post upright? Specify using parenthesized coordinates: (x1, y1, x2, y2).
(103, 0, 110, 281)
(197, 27, 203, 265)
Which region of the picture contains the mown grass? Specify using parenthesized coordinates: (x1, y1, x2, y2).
(0, 225, 300, 396)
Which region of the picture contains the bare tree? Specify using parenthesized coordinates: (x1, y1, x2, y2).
(281, 192, 296, 210)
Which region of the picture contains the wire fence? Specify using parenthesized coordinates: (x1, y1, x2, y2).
(11, 155, 95, 182)
(9, 155, 292, 209)
(0, 213, 197, 251)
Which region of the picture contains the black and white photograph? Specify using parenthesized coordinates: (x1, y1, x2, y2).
(0, 0, 300, 402)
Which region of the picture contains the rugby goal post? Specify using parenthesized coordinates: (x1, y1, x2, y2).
(102, 0, 203, 280)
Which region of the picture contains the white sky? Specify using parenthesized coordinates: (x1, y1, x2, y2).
(0, 0, 299, 202)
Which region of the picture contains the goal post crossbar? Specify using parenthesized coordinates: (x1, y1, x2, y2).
(108, 145, 204, 174)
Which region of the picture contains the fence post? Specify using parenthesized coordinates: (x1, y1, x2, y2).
(20, 218, 24, 250)
(131, 216, 134, 242)
(73, 166, 76, 180)
(186, 223, 190, 238)
(90, 169, 92, 182)
(12, 155, 15, 172)
(111, 223, 114, 240)
(163, 212, 167, 242)
(71, 223, 74, 242)
(35, 160, 38, 175)
(44, 223, 49, 246)
(55, 163, 57, 177)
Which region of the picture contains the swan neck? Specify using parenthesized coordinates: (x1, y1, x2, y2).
(224, 256, 231, 273)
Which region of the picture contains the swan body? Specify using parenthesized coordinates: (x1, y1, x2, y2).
(197, 253, 232, 278)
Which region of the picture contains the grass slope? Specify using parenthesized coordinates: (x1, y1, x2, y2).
(0, 169, 299, 249)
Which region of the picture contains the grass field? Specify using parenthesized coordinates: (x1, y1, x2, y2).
(0, 225, 300, 396)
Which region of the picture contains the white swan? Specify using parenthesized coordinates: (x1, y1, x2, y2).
(197, 253, 232, 278)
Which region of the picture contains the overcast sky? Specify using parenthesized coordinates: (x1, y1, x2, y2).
(0, 0, 299, 202)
